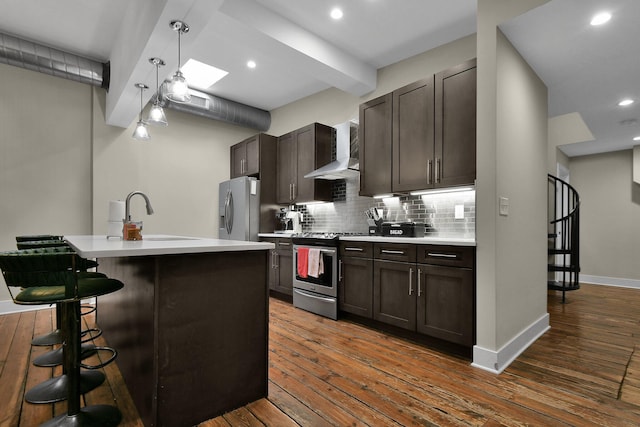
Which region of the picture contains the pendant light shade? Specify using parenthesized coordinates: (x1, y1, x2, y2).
(132, 83, 150, 141)
(165, 20, 191, 104)
(147, 57, 168, 126)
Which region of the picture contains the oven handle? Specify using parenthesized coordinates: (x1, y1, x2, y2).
(294, 288, 336, 303)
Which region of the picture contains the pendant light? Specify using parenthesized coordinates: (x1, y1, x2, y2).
(165, 20, 191, 103)
(132, 83, 150, 140)
(147, 57, 168, 126)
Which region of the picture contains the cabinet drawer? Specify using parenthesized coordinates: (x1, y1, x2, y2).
(275, 239, 293, 251)
(373, 243, 416, 263)
(417, 245, 474, 268)
(340, 241, 373, 258)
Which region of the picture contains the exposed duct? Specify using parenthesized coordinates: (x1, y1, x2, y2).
(159, 85, 271, 132)
(0, 31, 109, 90)
(0, 31, 271, 131)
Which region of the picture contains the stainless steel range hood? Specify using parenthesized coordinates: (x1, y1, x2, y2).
(304, 120, 359, 180)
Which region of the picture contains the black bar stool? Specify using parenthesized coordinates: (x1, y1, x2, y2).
(0, 247, 123, 426)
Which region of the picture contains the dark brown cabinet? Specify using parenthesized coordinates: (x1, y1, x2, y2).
(262, 237, 293, 296)
(359, 59, 477, 196)
(372, 243, 417, 330)
(230, 133, 275, 178)
(277, 123, 333, 204)
(229, 133, 278, 232)
(369, 242, 475, 346)
(359, 94, 392, 196)
(435, 58, 477, 187)
(339, 241, 373, 318)
(392, 78, 435, 192)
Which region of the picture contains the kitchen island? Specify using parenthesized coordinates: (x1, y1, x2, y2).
(65, 235, 274, 427)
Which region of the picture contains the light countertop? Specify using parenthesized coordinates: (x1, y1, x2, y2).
(258, 233, 475, 246)
(65, 235, 275, 258)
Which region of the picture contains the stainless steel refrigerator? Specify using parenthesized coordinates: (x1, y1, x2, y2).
(218, 176, 260, 241)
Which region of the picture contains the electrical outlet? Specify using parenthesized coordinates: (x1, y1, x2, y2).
(455, 204, 464, 219)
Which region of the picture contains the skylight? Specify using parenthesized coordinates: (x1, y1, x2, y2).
(181, 59, 228, 89)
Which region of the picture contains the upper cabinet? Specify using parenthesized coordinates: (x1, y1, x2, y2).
(277, 123, 333, 204)
(230, 133, 276, 178)
(229, 133, 278, 232)
(359, 94, 392, 197)
(359, 58, 477, 196)
(435, 58, 477, 188)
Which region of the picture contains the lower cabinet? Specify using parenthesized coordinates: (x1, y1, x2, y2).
(262, 238, 293, 296)
(373, 260, 416, 330)
(339, 242, 373, 318)
(370, 242, 475, 347)
(416, 264, 474, 346)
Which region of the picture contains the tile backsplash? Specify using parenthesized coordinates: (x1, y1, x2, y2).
(294, 175, 475, 239)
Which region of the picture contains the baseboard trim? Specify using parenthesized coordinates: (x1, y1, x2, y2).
(581, 275, 640, 290)
(0, 298, 97, 316)
(0, 300, 47, 316)
(471, 313, 550, 374)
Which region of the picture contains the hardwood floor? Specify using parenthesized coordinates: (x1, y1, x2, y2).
(2, 283, 640, 426)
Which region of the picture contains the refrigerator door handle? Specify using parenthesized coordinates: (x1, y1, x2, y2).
(226, 190, 234, 235)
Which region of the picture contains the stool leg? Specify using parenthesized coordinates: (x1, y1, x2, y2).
(40, 302, 121, 426)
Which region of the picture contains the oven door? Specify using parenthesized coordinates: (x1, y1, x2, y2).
(292, 245, 338, 298)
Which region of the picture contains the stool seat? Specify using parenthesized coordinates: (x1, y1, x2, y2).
(15, 277, 123, 304)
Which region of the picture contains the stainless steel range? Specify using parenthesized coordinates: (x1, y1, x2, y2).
(291, 232, 352, 320)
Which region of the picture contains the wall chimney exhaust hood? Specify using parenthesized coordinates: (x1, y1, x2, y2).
(305, 120, 359, 180)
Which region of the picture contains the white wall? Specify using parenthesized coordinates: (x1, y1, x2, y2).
(474, 0, 550, 372)
(570, 150, 640, 284)
(0, 63, 94, 302)
(91, 89, 253, 238)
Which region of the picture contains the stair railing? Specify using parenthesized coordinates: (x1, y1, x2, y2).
(548, 174, 581, 303)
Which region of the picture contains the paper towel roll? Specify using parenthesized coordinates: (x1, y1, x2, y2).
(107, 221, 123, 238)
(108, 200, 125, 222)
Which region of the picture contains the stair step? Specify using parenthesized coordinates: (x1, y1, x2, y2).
(548, 264, 579, 272)
(548, 248, 572, 255)
(548, 280, 580, 291)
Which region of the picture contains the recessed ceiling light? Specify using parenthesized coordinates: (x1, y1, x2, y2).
(181, 59, 228, 89)
(634, 136, 640, 141)
(590, 12, 612, 26)
(330, 8, 343, 20)
(618, 99, 634, 107)
(247, 60, 257, 69)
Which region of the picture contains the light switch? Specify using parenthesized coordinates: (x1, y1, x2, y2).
(499, 197, 509, 216)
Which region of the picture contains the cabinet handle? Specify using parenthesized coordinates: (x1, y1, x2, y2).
(344, 247, 364, 252)
(417, 268, 422, 297)
(292, 183, 297, 200)
(339, 260, 343, 281)
(435, 158, 441, 184)
(409, 268, 413, 295)
(241, 158, 245, 174)
(427, 252, 458, 259)
(427, 160, 432, 185)
(381, 249, 405, 255)
(271, 250, 276, 268)
(278, 242, 291, 247)
(289, 184, 293, 201)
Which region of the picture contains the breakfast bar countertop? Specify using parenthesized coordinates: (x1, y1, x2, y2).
(64, 234, 274, 258)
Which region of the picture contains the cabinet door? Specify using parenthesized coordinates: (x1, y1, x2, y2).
(373, 260, 416, 330)
(339, 257, 373, 318)
(295, 124, 315, 202)
(359, 94, 392, 196)
(277, 131, 296, 204)
(416, 265, 474, 346)
(244, 135, 260, 176)
(435, 59, 477, 187)
(275, 244, 293, 295)
(392, 77, 435, 192)
(230, 141, 246, 178)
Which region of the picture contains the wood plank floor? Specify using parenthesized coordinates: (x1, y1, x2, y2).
(2, 283, 640, 426)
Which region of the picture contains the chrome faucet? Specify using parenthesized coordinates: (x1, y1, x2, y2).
(125, 191, 154, 221)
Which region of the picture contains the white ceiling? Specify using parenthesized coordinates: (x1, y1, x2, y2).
(0, 0, 638, 157)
